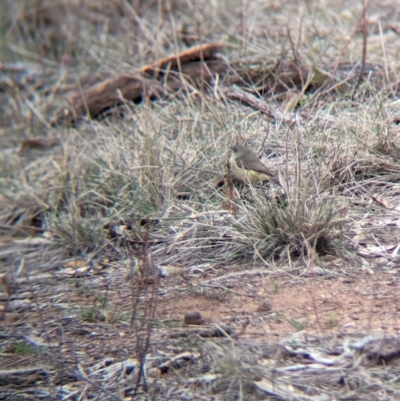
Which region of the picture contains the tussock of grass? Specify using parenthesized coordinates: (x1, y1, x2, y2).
(231, 185, 350, 261)
(199, 341, 265, 399)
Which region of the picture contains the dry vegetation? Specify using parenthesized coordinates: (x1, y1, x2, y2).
(2, 0, 400, 400)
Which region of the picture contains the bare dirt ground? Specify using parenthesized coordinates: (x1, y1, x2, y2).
(2, 253, 400, 400)
(158, 267, 400, 340)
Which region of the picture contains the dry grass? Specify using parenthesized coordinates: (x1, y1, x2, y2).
(2, 0, 400, 399)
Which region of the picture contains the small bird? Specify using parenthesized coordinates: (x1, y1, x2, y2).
(230, 143, 281, 186)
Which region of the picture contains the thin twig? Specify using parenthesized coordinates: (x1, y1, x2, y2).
(352, 0, 371, 100)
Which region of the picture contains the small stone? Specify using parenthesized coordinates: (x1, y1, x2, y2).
(257, 299, 272, 313)
(184, 311, 203, 325)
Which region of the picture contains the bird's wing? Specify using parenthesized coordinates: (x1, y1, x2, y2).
(236, 158, 275, 176)
(235, 156, 282, 187)
(235, 158, 246, 169)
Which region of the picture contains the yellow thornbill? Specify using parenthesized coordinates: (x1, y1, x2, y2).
(230, 143, 281, 187)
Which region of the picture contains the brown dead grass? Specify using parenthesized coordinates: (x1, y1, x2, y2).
(2, 0, 400, 399)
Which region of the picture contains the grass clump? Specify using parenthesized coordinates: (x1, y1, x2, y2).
(230, 182, 351, 263)
(200, 342, 266, 401)
(13, 341, 39, 356)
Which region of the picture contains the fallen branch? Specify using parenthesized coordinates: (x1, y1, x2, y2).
(224, 85, 301, 124)
(57, 42, 226, 123)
